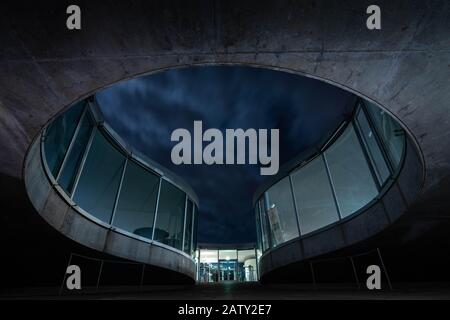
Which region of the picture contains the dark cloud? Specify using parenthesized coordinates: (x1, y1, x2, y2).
(96, 66, 355, 244)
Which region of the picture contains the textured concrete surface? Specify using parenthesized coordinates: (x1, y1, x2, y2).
(1, 0, 449, 190)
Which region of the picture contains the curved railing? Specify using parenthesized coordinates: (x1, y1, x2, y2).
(253, 98, 406, 259)
(41, 97, 199, 258)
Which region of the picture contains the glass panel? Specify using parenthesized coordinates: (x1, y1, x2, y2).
(191, 205, 198, 257)
(58, 112, 93, 193)
(45, 101, 85, 176)
(259, 198, 271, 252)
(237, 249, 257, 282)
(199, 249, 218, 283)
(264, 177, 299, 247)
(183, 199, 194, 254)
(291, 156, 339, 235)
(112, 161, 160, 239)
(219, 249, 237, 261)
(153, 180, 186, 250)
(364, 101, 405, 168)
(73, 129, 125, 223)
(255, 206, 263, 256)
(325, 124, 378, 218)
(356, 107, 390, 185)
(219, 250, 237, 282)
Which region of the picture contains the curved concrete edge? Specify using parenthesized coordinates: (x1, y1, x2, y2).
(259, 136, 423, 281)
(24, 132, 196, 282)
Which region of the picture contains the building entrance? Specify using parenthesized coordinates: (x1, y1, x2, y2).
(197, 244, 259, 283)
(219, 259, 237, 281)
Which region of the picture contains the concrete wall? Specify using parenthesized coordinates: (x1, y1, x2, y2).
(1, 0, 449, 193)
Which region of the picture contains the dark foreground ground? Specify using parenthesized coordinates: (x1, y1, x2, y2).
(2, 282, 450, 300)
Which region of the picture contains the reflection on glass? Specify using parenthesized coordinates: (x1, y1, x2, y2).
(237, 249, 257, 282)
(73, 129, 125, 223)
(325, 124, 378, 217)
(191, 205, 198, 257)
(113, 161, 160, 239)
(58, 112, 93, 193)
(255, 207, 263, 256)
(264, 177, 299, 247)
(45, 101, 85, 176)
(219, 250, 237, 282)
(254, 100, 406, 254)
(199, 249, 219, 283)
(154, 180, 186, 250)
(183, 199, 194, 254)
(356, 107, 390, 185)
(365, 101, 405, 167)
(259, 199, 271, 252)
(43, 99, 199, 255)
(291, 157, 339, 235)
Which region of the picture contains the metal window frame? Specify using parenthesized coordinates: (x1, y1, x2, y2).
(70, 125, 96, 199)
(151, 178, 163, 241)
(55, 106, 88, 182)
(290, 155, 341, 235)
(322, 153, 342, 220)
(41, 99, 196, 262)
(190, 203, 196, 257)
(256, 100, 410, 263)
(254, 247, 259, 280)
(258, 199, 271, 253)
(360, 99, 398, 173)
(254, 205, 263, 254)
(288, 174, 303, 237)
(352, 117, 383, 192)
(181, 194, 189, 253)
(353, 107, 389, 187)
(109, 157, 128, 225)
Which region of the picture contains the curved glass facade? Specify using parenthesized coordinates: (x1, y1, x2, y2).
(255, 99, 406, 253)
(43, 98, 198, 258)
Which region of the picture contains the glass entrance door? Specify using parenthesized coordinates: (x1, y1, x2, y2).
(219, 259, 237, 282)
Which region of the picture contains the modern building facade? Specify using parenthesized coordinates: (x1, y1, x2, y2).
(1, 0, 449, 290)
(23, 89, 422, 285)
(25, 96, 199, 282)
(254, 98, 423, 282)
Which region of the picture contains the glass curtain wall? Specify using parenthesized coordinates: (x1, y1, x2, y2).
(58, 111, 93, 194)
(255, 99, 405, 253)
(263, 177, 299, 247)
(364, 100, 405, 167)
(324, 124, 378, 218)
(112, 161, 160, 238)
(154, 180, 186, 250)
(73, 129, 126, 223)
(44, 101, 86, 177)
(43, 99, 198, 256)
(291, 157, 339, 234)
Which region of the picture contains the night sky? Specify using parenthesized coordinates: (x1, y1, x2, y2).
(96, 66, 356, 244)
